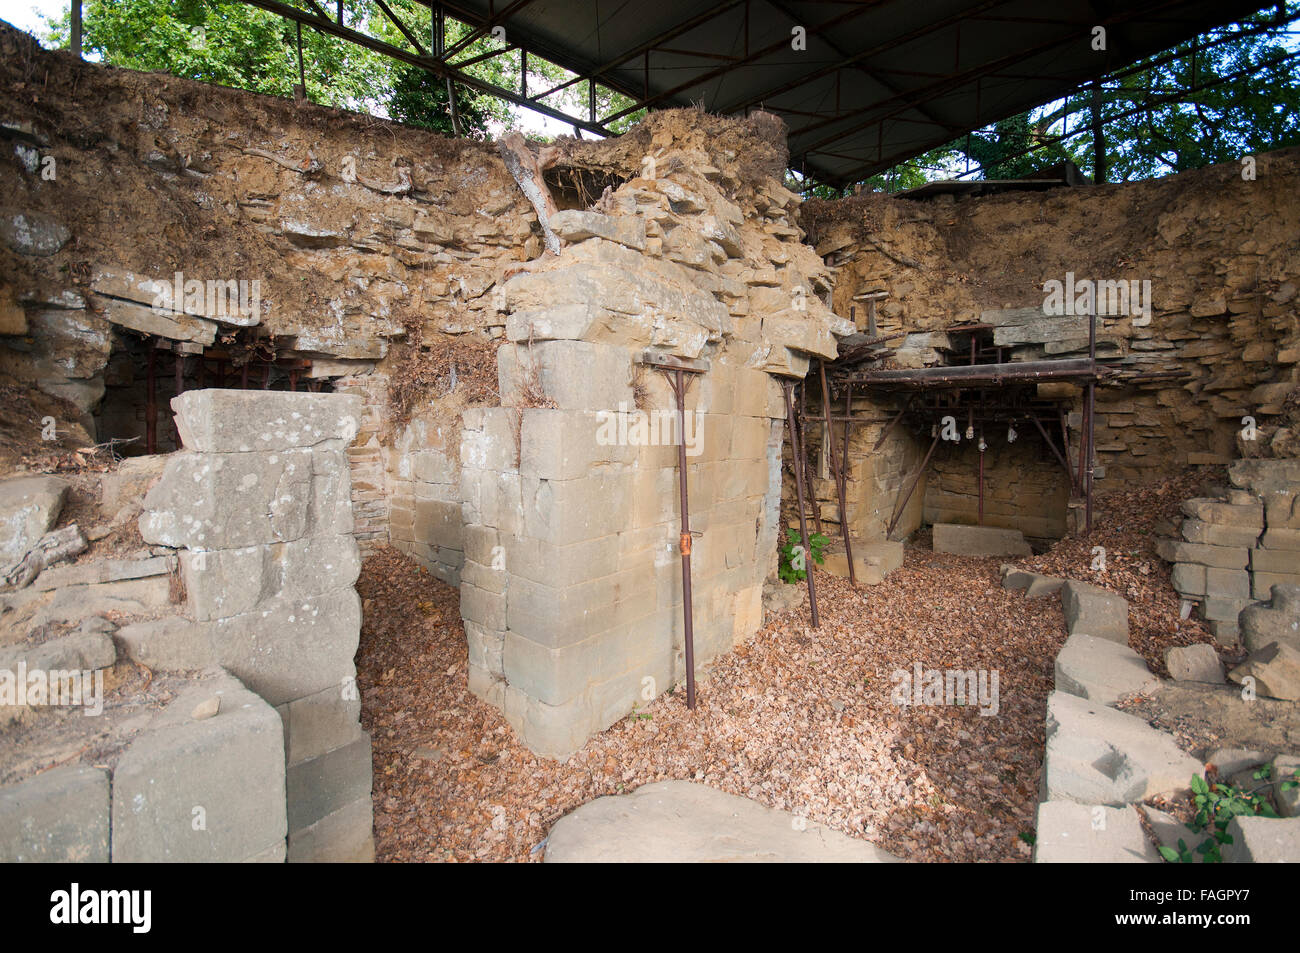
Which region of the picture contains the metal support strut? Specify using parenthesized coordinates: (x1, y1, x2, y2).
(664, 367, 698, 709)
(782, 379, 820, 629)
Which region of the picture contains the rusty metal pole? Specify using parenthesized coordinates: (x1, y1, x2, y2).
(819, 360, 856, 585)
(978, 441, 985, 525)
(782, 380, 819, 628)
(888, 431, 940, 538)
(173, 352, 185, 447)
(666, 368, 697, 709)
(1086, 302, 1097, 533)
(145, 343, 157, 455)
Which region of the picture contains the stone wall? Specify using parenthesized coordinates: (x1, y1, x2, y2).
(456, 135, 852, 758)
(136, 389, 374, 861)
(804, 150, 1300, 518)
(1159, 458, 1300, 644)
(924, 439, 1070, 541)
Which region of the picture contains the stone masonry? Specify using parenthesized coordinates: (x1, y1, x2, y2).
(137, 389, 374, 861)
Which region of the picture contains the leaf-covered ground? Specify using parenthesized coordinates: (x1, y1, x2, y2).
(356, 470, 1218, 862)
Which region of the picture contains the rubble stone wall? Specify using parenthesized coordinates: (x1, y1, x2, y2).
(805, 151, 1300, 539)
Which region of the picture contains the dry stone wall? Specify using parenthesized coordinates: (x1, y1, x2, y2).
(804, 152, 1300, 536)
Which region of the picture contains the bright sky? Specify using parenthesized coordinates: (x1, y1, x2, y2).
(0, 0, 57, 34)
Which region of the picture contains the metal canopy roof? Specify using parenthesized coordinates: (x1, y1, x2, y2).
(425, 0, 1277, 185)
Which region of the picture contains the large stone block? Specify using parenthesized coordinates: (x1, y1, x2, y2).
(183, 535, 360, 622)
(1180, 498, 1263, 529)
(206, 587, 361, 706)
(140, 444, 353, 549)
(0, 766, 109, 862)
(287, 797, 374, 863)
(1228, 641, 1300, 701)
(283, 682, 364, 766)
(1032, 802, 1159, 863)
(286, 733, 372, 834)
(1165, 643, 1224, 683)
(521, 471, 634, 546)
(932, 523, 1031, 557)
(111, 674, 286, 862)
(1239, 584, 1300, 654)
(1221, 816, 1300, 863)
(1043, 692, 1201, 806)
(549, 210, 646, 251)
(545, 781, 900, 863)
(114, 616, 215, 670)
(170, 389, 363, 452)
(0, 474, 67, 566)
(1054, 633, 1156, 706)
(1154, 538, 1249, 569)
(519, 408, 637, 481)
(1181, 519, 1262, 548)
(498, 339, 632, 412)
(1062, 580, 1129, 643)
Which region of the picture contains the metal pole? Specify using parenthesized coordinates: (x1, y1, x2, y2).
(70, 0, 82, 57)
(888, 431, 940, 538)
(978, 441, 984, 524)
(666, 369, 697, 709)
(1086, 302, 1097, 533)
(173, 353, 185, 447)
(783, 381, 819, 628)
(145, 343, 157, 455)
(819, 360, 856, 585)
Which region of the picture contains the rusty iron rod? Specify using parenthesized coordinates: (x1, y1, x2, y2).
(1086, 305, 1097, 533)
(145, 343, 157, 455)
(872, 399, 911, 451)
(1031, 413, 1075, 489)
(782, 380, 819, 628)
(978, 440, 985, 524)
(887, 431, 940, 538)
(820, 360, 856, 585)
(665, 368, 698, 709)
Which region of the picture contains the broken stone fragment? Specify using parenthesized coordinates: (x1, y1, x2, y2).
(1239, 583, 1300, 654)
(0, 474, 68, 568)
(1164, 643, 1224, 683)
(1228, 640, 1300, 701)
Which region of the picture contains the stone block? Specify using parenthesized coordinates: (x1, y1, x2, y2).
(1061, 579, 1129, 643)
(1181, 519, 1261, 548)
(1154, 538, 1248, 569)
(1054, 633, 1156, 706)
(1221, 816, 1300, 863)
(0, 766, 109, 862)
(1239, 584, 1300, 653)
(283, 683, 364, 766)
(1164, 643, 1224, 683)
(183, 535, 360, 622)
(170, 390, 362, 452)
(413, 498, 462, 550)
(1001, 564, 1065, 598)
(31, 576, 172, 628)
(503, 632, 600, 706)
(1032, 802, 1159, 863)
(498, 339, 632, 412)
(1205, 567, 1251, 601)
(140, 444, 352, 549)
(1171, 562, 1206, 596)
(112, 674, 286, 862)
(206, 587, 361, 706)
(519, 408, 635, 481)
(287, 797, 374, 863)
(1180, 498, 1263, 528)
(1262, 528, 1300, 551)
(0, 626, 116, 674)
(0, 474, 67, 566)
(286, 733, 373, 834)
(1251, 546, 1300, 573)
(114, 616, 215, 670)
(1228, 641, 1300, 701)
(522, 471, 634, 547)
(545, 781, 900, 863)
(459, 407, 520, 473)
(1043, 691, 1201, 805)
(932, 522, 1032, 557)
